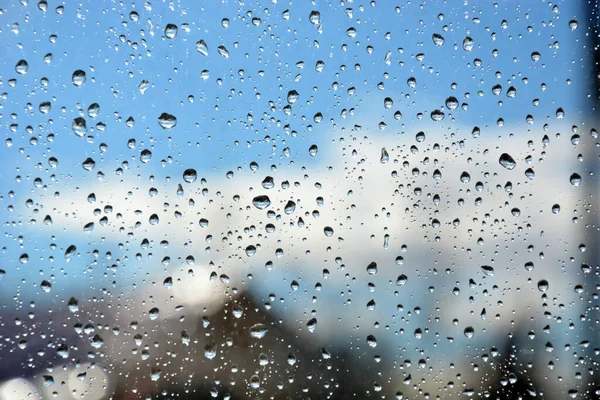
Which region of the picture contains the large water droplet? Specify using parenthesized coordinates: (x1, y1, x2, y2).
(499, 153, 516, 170)
(432, 33, 445, 46)
(287, 90, 299, 104)
(72, 69, 86, 86)
(309, 10, 321, 25)
(250, 323, 269, 339)
(252, 195, 271, 209)
(164, 23, 178, 39)
(182, 169, 197, 183)
(196, 39, 208, 56)
(72, 117, 87, 137)
(158, 113, 177, 129)
(15, 59, 28, 75)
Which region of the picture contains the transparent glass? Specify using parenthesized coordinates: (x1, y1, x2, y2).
(0, 1, 598, 399)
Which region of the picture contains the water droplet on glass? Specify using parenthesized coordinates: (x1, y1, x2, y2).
(158, 113, 177, 129)
(499, 153, 517, 170)
(196, 39, 208, 56)
(309, 10, 321, 25)
(460, 171, 471, 183)
(481, 265, 494, 276)
(367, 335, 377, 347)
(82, 157, 96, 171)
(250, 323, 268, 339)
(569, 173, 581, 186)
(284, 200, 296, 214)
(65, 245, 76, 262)
(40, 280, 52, 293)
(182, 168, 197, 183)
(72, 117, 87, 137)
(366, 262, 378, 275)
(204, 343, 217, 359)
(164, 23, 178, 39)
(148, 307, 160, 320)
(87, 103, 100, 118)
(217, 45, 230, 58)
(431, 109, 445, 122)
(432, 33, 445, 46)
(462, 36, 474, 51)
(140, 149, 152, 164)
(464, 326, 475, 339)
(72, 69, 86, 86)
(537, 279, 549, 292)
(252, 195, 271, 209)
(569, 19, 578, 30)
(380, 148, 389, 164)
(15, 59, 28, 75)
(445, 96, 459, 110)
(287, 90, 299, 104)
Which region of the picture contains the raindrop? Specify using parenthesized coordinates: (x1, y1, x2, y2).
(464, 326, 475, 339)
(462, 36, 474, 51)
(367, 262, 378, 275)
(431, 109, 445, 122)
(140, 149, 152, 164)
(204, 343, 217, 359)
(72, 117, 87, 137)
(182, 169, 197, 183)
(158, 113, 177, 129)
(15, 59, 28, 75)
(72, 69, 86, 86)
(250, 323, 269, 339)
(432, 33, 445, 46)
(40, 280, 52, 293)
(196, 40, 208, 56)
(287, 90, 299, 104)
(217, 45, 230, 58)
(65, 245, 76, 262)
(148, 307, 160, 320)
(569, 173, 581, 186)
(569, 19, 578, 30)
(309, 10, 321, 25)
(481, 265, 494, 276)
(460, 171, 471, 183)
(445, 96, 459, 110)
(164, 23, 178, 39)
(380, 148, 389, 163)
(252, 195, 271, 209)
(82, 157, 96, 171)
(499, 153, 517, 170)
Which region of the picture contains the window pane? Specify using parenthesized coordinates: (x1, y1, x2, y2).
(0, 1, 598, 399)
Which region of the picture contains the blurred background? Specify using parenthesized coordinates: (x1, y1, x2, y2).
(0, 0, 598, 399)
